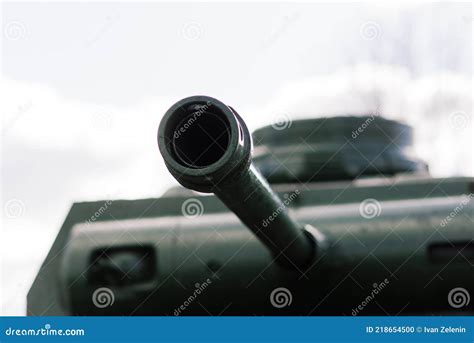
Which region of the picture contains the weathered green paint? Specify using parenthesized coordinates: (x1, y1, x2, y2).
(28, 97, 474, 316)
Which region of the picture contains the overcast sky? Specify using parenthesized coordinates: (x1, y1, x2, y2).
(1, 1, 472, 315)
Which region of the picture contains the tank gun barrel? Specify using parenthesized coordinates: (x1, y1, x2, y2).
(157, 96, 316, 268)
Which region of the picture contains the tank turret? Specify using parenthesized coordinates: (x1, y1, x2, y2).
(27, 96, 473, 316)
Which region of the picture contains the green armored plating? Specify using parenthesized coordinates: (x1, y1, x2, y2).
(29, 96, 474, 316)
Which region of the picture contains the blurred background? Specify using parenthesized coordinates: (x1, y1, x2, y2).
(1, 1, 472, 315)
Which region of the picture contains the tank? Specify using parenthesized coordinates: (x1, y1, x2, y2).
(28, 96, 474, 316)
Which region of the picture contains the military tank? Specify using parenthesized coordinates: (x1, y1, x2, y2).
(28, 96, 474, 316)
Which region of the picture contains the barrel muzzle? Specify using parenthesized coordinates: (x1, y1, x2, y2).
(158, 96, 320, 269)
(158, 96, 251, 193)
